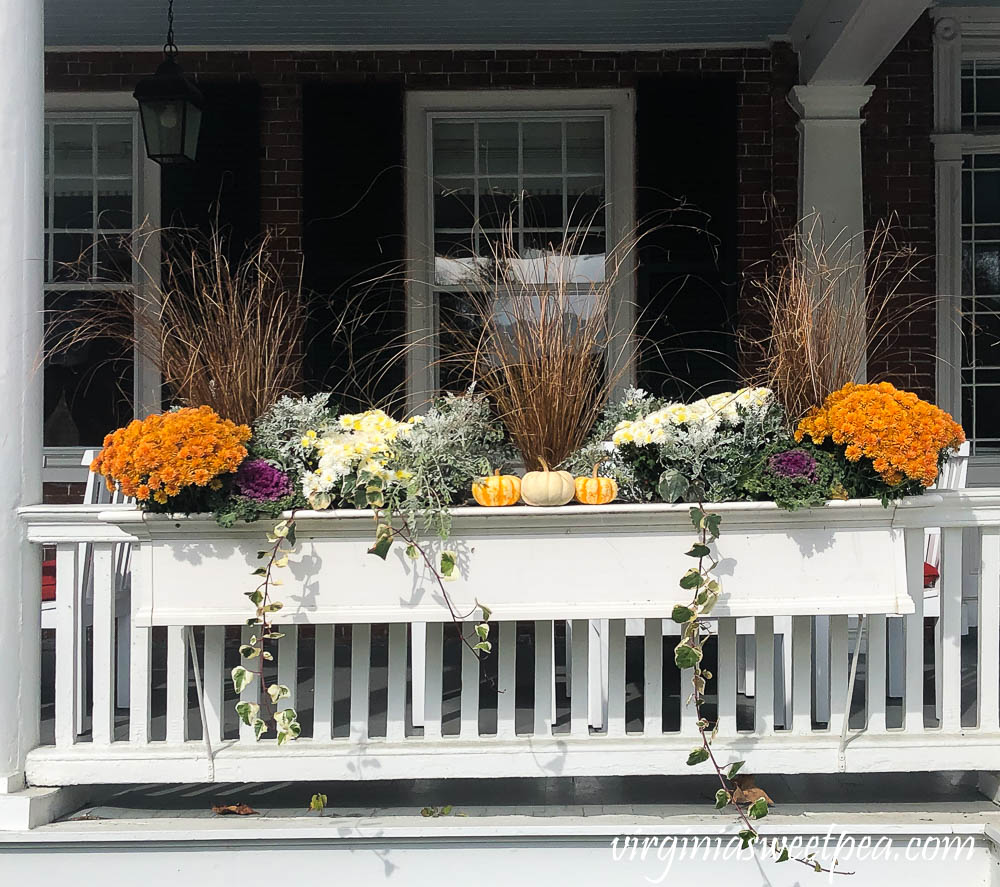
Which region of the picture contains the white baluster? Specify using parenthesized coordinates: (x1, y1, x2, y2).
(533, 620, 554, 736)
(979, 528, 1000, 731)
(166, 625, 188, 744)
(423, 623, 444, 739)
(903, 527, 925, 732)
(606, 619, 626, 738)
(202, 626, 225, 743)
(91, 542, 115, 745)
(386, 623, 407, 741)
(940, 527, 963, 732)
(643, 619, 662, 735)
(128, 541, 152, 745)
(867, 615, 887, 733)
(350, 623, 371, 742)
(278, 625, 298, 715)
(570, 619, 589, 737)
(496, 622, 517, 739)
(313, 624, 335, 740)
(717, 617, 737, 736)
(460, 623, 481, 738)
(754, 616, 774, 735)
(829, 615, 849, 735)
(54, 543, 79, 747)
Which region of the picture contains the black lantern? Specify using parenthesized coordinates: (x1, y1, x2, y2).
(134, 0, 203, 165)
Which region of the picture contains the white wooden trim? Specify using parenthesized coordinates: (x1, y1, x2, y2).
(404, 88, 635, 413)
(47, 42, 774, 53)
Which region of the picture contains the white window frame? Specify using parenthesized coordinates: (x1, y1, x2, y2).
(42, 92, 161, 480)
(404, 88, 635, 415)
(933, 8, 1000, 485)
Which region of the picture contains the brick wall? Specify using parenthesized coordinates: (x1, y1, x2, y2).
(45, 29, 938, 399)
(45, 46, 799, 281)
(863, 15, 937, 399)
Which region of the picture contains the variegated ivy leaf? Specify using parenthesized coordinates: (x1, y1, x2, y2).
(262, 651, 273, 661)
(275, 708, 301, 746)
(473, 641, 492, 653)
(273, 521, 289, 538)
(245, 589, 264, 605)
(748, 798, 768, 820)
(440, 550, 457, 579)
(235, 701, 260, 726)
(405, 544, 418, 560)
(474, 623, 489, 641)
(262, 631, 284, 640)
(252, 717, 268, 740)
(262, 602, 283, 613)
(273, 554, 289, 568)
(267, 683, 291, 704)
(238, 644, 261, 659)
(477, 602, 492, 621)
(231, 666, 254, 694)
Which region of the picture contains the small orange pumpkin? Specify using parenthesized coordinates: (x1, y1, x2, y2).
(574, 463, 618, 505)
(472, 468, 521, 507)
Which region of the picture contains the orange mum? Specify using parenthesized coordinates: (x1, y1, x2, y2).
(795, 382, 965, 488)
(91, 406, 251, 505)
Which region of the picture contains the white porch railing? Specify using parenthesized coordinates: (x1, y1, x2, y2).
(17, 490, 1000, 786)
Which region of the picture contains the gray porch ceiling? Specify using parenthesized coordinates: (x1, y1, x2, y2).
(45, 0, 805, 49)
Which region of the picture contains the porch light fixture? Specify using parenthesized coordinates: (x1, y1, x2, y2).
(133, 0, 203, 165)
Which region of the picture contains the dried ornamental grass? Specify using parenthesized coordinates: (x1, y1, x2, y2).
(444, 223, 639, 469)
(746, 218, 928, 422)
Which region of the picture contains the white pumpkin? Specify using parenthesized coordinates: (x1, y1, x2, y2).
(520, 458, 575, 507)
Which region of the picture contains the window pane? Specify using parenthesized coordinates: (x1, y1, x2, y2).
(50, 232, 92, 281)
(522, 122, 562, 175)
(479, 178, 518, 228)
(433, 122, 474, 175)
(478, 122, 518, 176)
(522, 177, 563, 228)
(566, 120, 604, 174)
(97, 178, 133, 229)
(567, 175, 605, 227)
(975, 244, 1000, 294)
(433, 179, 475, 229)
(52, 179, 93, 228)
(974, 170, 1000, 223)
(43, 290, 133, 446)
(97, 123, 133, 176)
(52, 124, 92, 176)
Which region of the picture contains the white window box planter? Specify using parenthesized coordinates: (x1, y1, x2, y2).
(106, 497, 930, 627)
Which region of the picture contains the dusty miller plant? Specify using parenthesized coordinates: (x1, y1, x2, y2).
(386, 391, 515, 538)
(252, 392, 338, 470)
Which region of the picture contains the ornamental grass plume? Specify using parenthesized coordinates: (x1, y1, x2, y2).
(795, 381, 965, 487)
(443, 218, 641, 470)
(745, 216, 930, 422)
(46, 224, 306, 427)
(91, 405, 250, 505)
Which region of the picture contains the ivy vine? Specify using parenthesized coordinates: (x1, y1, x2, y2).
(674, 505, 850, 876)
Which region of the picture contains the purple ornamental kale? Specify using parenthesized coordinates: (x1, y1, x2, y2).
(768, 448, 818, 482)
(235, 458, 292, 502)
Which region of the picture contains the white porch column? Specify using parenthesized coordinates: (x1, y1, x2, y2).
(0, 0, 44, 793)
(788, 84, 874, 252)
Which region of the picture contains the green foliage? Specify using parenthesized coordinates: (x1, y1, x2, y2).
(561, 387, 671, 501)
(309, 793, 327, 813)
(252, 392, 337, 469)
(386, 391, 515, 538)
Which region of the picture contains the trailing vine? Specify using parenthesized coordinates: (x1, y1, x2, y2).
(231, 514, 301, 744)
(233, 510, 492, 745)
(674, 505, 850, 876)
